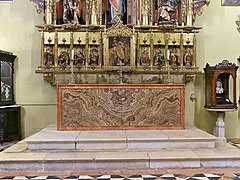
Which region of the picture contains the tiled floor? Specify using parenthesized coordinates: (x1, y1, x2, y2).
(0, 173, 226, 180)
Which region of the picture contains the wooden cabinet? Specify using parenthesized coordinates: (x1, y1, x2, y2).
(204, 60, 238, 109)
(0, 105, 21, 144)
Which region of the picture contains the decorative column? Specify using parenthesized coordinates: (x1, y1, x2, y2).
(90, 0, 98, 25)
(207, 109, 237, 141)
(46, 0, 53, 24)
(186, 0, 193, 26)
(86, 0, 90, 25)
(215, 111, 225, 140)
(142, 0, 149, 25)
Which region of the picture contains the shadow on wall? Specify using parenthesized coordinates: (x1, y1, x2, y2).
(194, 73, 216, 135)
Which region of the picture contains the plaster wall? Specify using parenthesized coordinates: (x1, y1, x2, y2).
(194, 0, 240, 137)
(0, 1, 56, 137)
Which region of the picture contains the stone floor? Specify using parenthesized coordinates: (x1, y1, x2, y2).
(1, 125, 240, 178)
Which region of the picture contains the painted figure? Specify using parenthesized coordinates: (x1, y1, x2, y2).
(109, 37, 130, 66)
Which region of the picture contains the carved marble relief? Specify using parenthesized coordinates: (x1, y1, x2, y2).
(58, 84, 185, 130)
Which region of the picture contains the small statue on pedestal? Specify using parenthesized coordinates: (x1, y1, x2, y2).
(216, 79, 232, 104)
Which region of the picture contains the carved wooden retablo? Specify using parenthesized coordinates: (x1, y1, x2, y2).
(57, 84, 185, 130)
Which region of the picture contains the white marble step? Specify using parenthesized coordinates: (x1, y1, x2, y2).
(24, 124, 217, 150)
(1, 140, 240, 172)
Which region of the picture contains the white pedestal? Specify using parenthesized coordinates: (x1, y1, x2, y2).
(207, 108, 237, 141)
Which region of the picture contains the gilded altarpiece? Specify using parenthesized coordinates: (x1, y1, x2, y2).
(31, 0, 209, 130)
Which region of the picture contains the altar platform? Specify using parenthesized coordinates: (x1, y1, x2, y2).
(1, 124, 240, 172)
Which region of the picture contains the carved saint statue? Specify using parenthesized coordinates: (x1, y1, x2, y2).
(140, 48, 150, 66)
(154, 49, 164, 67)
(63, 0, 73, 24)
(45, 47, 54, 68)
(89, 47, 99, 66)
(158, 0, 178, 24)
(170, 48, 178, 68)
(72, 2, 80, 24)
(58, 48, 70, 69)
(73, 49, 85, 67)
(63, 0, 81, 24)
(184, 49, 192, 68)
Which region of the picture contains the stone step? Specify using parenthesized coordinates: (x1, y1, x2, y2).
(24, 125, 217, 151)
(1, 140, 240, 172)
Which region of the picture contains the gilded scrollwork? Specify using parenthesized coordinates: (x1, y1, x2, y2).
(106, 21, 133, 37)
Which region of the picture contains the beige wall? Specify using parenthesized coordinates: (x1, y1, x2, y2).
(0, 1, 239, 138)
(0, 1, 56, 138)
(194, 0, 240, 137)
